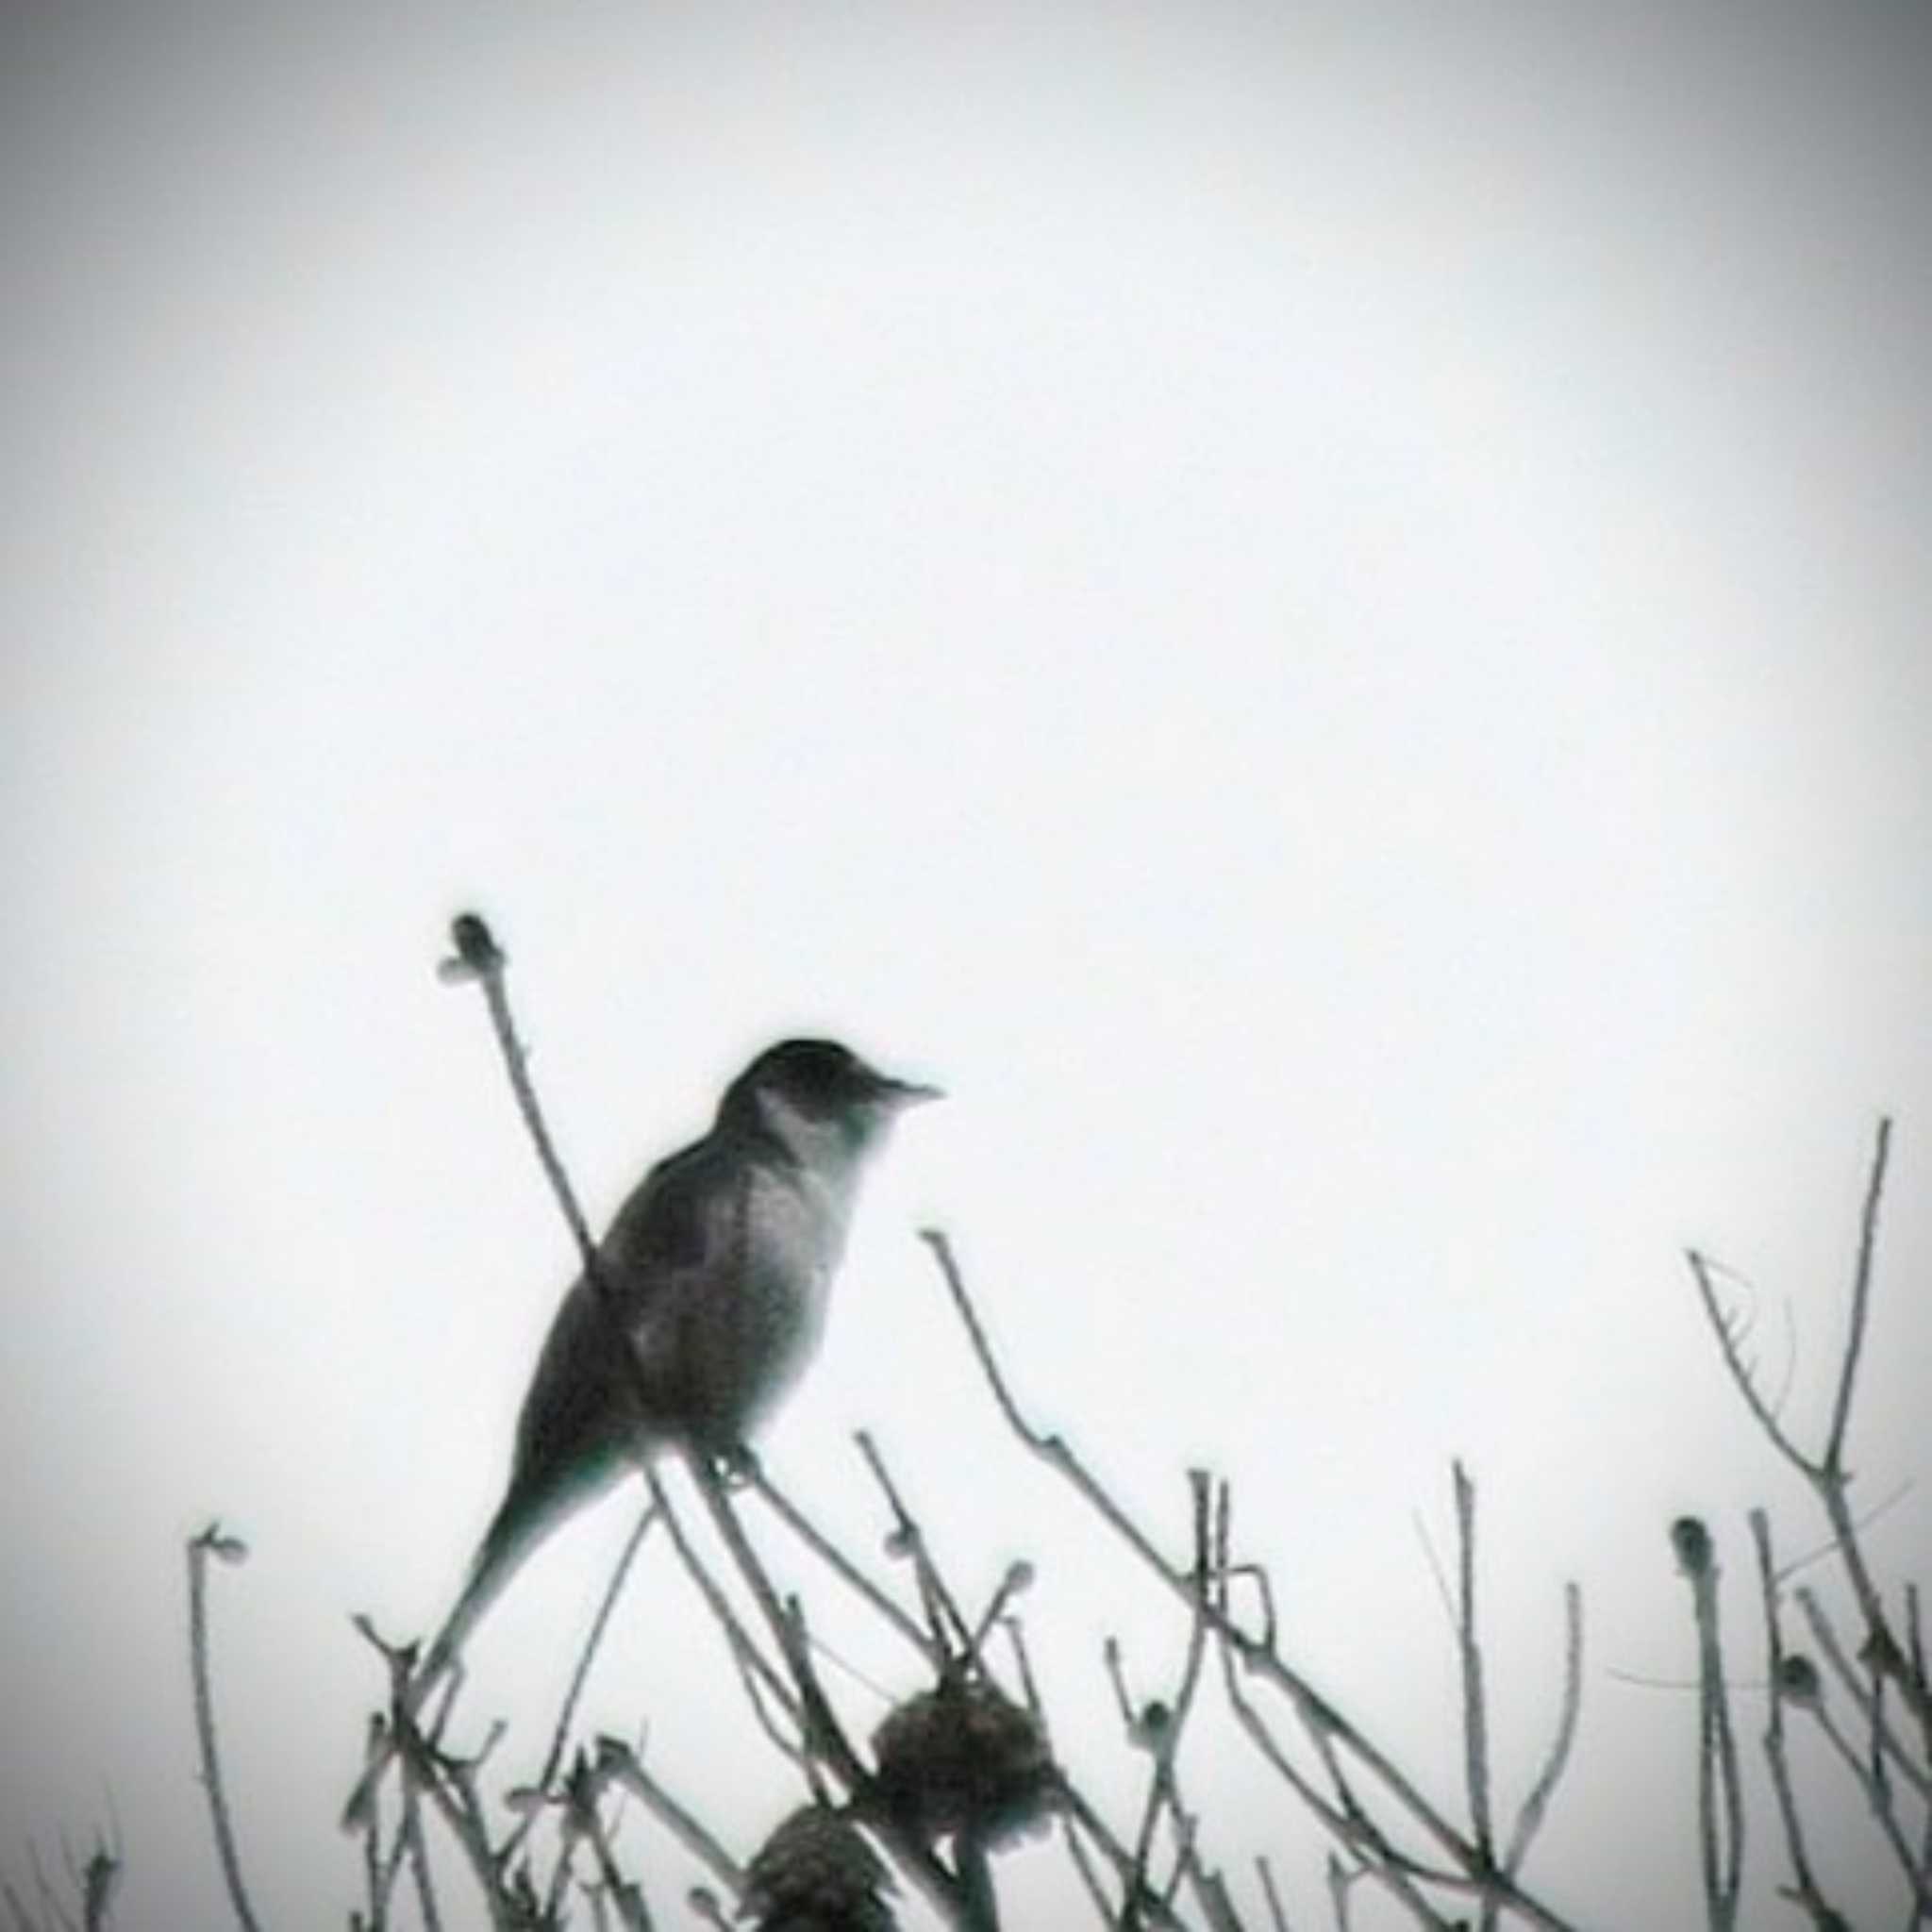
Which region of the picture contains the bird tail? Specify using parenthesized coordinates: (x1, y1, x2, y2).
(337, 1484, 557, 1830)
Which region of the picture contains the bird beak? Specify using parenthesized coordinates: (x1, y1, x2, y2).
(878, 1075, 943, 1108)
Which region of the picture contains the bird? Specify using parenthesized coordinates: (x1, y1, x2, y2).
(342, 1036, 940, 1826)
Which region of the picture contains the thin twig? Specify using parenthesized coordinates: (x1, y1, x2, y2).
(852, 1429, 974, 1660)
(1686, 1252, 1816, 1481)
(448, 915, 600, 1274)
(1216, 1631, 1464, 1924)
(1690, 1122, 1932, 1755)
(1324, 1854, 1353, 1932)
(186, 1525, 264, 1932)
(559, 1749, 657, 1931)
(596, 1740, 745, 1900)
(1500, 1582, 1584, 1883)
(924, 1237, 1426, 1826)
(1791, 1589, 1930, 1797)
(922, 1229, 1580, 1932)
(3, 1874, 41, 1932)
(347, 915, 637, 1828)
(399, 1772, 443, 1932)
(680, 1452, 983, 1928)
(77, 1834, 118, 1932)
(27, 1843, 76, 1932)
(1748, 1510, 1837, 1924)
(398, 1734, 525, 1932)
(1824, 1118, 1890, 1474)
(1673, 1518, 1741, 1932)
(1773, 1478, 1915, 1584)
(748, 1457, 938, 1662)
(644, 1465, 800, 1738)
(506, 1502, 659, 1855)
(1186, 1859, 1245, 1932)
(1048, 1783, 1194, 1932)
(1799, 1700, 1931, 1911)
(683, 1455, 863, 1782)
(1453, 1463, 1495, 1888)
(1002, 1623, 1127, 1928)
(1122, 1472, 1218, 1928)
(1256, 1854, 1291, 1931)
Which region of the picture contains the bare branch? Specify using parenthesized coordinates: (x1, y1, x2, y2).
(445, 912, 600, 1275)
(1121, 1472, 1219, 1929)
(1685, 1252, 1817, 1481)
(595, 1739, 746, 1903)
(499, 1501, 660, 1868)
(1671, 1517, 1742, 1931)
(1500, 1582, 1584, 1883)
(1256, 1855, 1291, 1931)
(1748, 1510, 1840, 1926)
(924, 1229, 1581, 1932)
(1452, 1463, 1495, 1886)
(679, 1454, 983, 1929)
(1791, 1589, 1930, 1799)
(1824, 1117, 1890, 1475)
(645, 1464, 802, 1743)
(185, 1524, 265, 1932)
(748, 1456, 939, 1663)
(852, 1428, 974, 1662)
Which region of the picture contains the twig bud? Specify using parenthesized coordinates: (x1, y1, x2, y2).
(1670, 1516, 1712, 1576)
(439, 910, 505, 982)
(1775, 1655, 1822, 1705)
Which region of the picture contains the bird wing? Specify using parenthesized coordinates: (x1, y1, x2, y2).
(596, 1133, 751, 1349)
(493, 1136, 749, 1528)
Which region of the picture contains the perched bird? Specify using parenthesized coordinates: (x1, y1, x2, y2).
(342, 1037, 939, 1825)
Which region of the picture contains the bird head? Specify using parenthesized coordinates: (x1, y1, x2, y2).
(721, 1038, 941, 1166)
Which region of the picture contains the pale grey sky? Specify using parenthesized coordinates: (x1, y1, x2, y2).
(5, 6, 1930, 1926)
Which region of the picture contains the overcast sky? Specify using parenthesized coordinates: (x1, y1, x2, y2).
(5, 6, 1930, 1927)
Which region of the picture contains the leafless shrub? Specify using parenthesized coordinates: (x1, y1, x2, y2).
(147, 920, 1923, 1928)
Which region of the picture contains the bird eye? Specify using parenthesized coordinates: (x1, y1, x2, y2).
(808, 1044, 859, 1091)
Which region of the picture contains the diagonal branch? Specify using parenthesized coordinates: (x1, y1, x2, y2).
(923, 1229, 1581, 1932)
(1824, 1116, 1890, 1476)
(1685, 1251, 1817, 1482)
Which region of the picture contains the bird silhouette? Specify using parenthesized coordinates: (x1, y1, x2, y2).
(342, 1037, 939, 1826)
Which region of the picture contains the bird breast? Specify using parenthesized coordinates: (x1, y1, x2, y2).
(738, 1159, 850, 1364)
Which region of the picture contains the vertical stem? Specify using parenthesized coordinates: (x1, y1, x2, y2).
(186, 1527, 264, 1932)
(1454, 1461, 1494, 1877)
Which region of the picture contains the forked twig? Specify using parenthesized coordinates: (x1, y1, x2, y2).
(1689, 1119, 1932, 1748)
(1747, 1510, 1838, 1926)
(1671, 1517, 1741, 1931)
(500, 1502, 661, 1863)
(1499, 1582, 1584, 1884)
(922, 1228, 1581, 1932)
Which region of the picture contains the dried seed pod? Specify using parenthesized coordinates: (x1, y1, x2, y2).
(741, 1805, 896, 1932)
(870, 1677, 1057, 1847)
